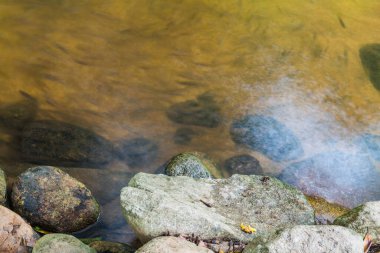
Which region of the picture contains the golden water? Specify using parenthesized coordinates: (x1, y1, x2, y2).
(0, 0, 380, 244)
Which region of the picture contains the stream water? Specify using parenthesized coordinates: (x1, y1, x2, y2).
(0, 0, 380, 246)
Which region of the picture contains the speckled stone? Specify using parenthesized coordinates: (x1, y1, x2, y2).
(11, 166, 100, 233)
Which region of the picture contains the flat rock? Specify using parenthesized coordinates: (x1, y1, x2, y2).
(360, 43, 380, 90)
(135, 236, 213, 253)
(21, 120, 113, 167)
(334, 201, 380, 242)
(230, 115, 303, 162)
(120, 173, 314, 244)
(11, 166, 100, 233)
(166, 93, 222, 128)
(0, 168, 6, 205)
(0, 205, 40, 253)
(243, 225, 362, 253)
(278, 152, 380, 208)
(32, 234, 96, 253)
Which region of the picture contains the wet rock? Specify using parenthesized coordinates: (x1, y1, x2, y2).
(164, 152, 215, 178)
(333, 201, 380, 242)
(278, 152, 380, 208)
(230, 115, 303, 162)
(358, 133, 380, 161)
(32, 234, 96, 253)
(21, 120, 113, 167)
(224, 154, 263, 176)
(166, 93, 222, 128)
(0, 168, 6, 205)
(135, 236, 213, 253)
(114, 138, 158, 167)
(89, 241, 135, 253)
(120, 173, 314, 244)
(359, 43, 380, 90)
(173, 127, 198, 145)
(306, 196, 349, 225)
(243, 225, 362, 253)
(11, 166, 100, 233)
(0, 205, 40, 253)
(0, 91, 38, 131)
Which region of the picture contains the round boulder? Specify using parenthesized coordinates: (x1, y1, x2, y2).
(32, 234, 96, 253)
(11, 166, 100, 233)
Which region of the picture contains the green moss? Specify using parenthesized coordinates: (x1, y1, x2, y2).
(333, 205, 363, 227)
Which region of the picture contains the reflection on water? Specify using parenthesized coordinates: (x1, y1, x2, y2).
(1, 0, 380, 244)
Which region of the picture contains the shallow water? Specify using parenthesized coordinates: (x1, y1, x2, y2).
(0, 0, 380, 245)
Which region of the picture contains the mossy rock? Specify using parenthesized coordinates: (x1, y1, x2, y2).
(164, 152, 222, 178)
(306, 196, 349, 224)
(11, 166, 100, 233)
(360, 43, 380, 90)
(33, 234, 96, 253)
(89, 241, 135, 253)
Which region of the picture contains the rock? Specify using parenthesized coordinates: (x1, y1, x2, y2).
(243, 225, 362, 253)
(120, 173, 314, 244)
(278, 152, 380, 208)
(21, 120, 113, 167)
(306, 196, 349, 225)
(173, 127, 198, 145)
(0, 168, 6, 205)
(114, 137, 158, 167)
(359, 43, 380, 90)
(358, 133, 380, 161)
(32, 234, 96, 253)
(0, 205, 40, 253)
(0, 91, 38, 132)
(164, 152, 216, 178)
(166, 93, 222, 128)
(333, 201, 380, 242)
(11, 166, 100, 233)
(230, 115, 303, 162)
(224, 154, 263, 176)
(89, 241, 135, 253)
(135, 236, 213, 253)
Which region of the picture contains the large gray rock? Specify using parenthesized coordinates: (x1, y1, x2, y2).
(230, 115, 303, 162)
(0, 168, 6, 205)
(32, 234, 96, 253)
(135, 236, 213, 253)
(334, 201, 380, 242)
(243, 225, 362, 253)
(11, 166, 100, 233)
(120, 173, 314, 244)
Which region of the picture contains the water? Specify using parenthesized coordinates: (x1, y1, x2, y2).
(0, 0, 380, 245)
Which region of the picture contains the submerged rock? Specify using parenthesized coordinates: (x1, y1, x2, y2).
(32, 234, 96, 253)
(230, 115, 303, 162)
(173, 127, 198, 145)
(88, 241, 135, 253)
(243, 225, 362, 253)
(0, 205, 40, 253)
(21, 120, 113, 167)
(306, 196, 349, 225)
(166, 93, 222, 128)
(164, 152, 215, 178)
(358, 133, 380, 161)
(334, 201, 380, 242)
(114, 137, 158, 167)
(0, 168, 6, 205)
(278, 152, 380, 208)
(11, 166, 100, 233)
(224, 154, 263, 176)
(136, 236, 213, 253)
(120, 173, 314, 244)
(359, 43, 380, 90)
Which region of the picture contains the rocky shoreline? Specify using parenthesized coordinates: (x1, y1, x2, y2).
(0, 152, 379, 253)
